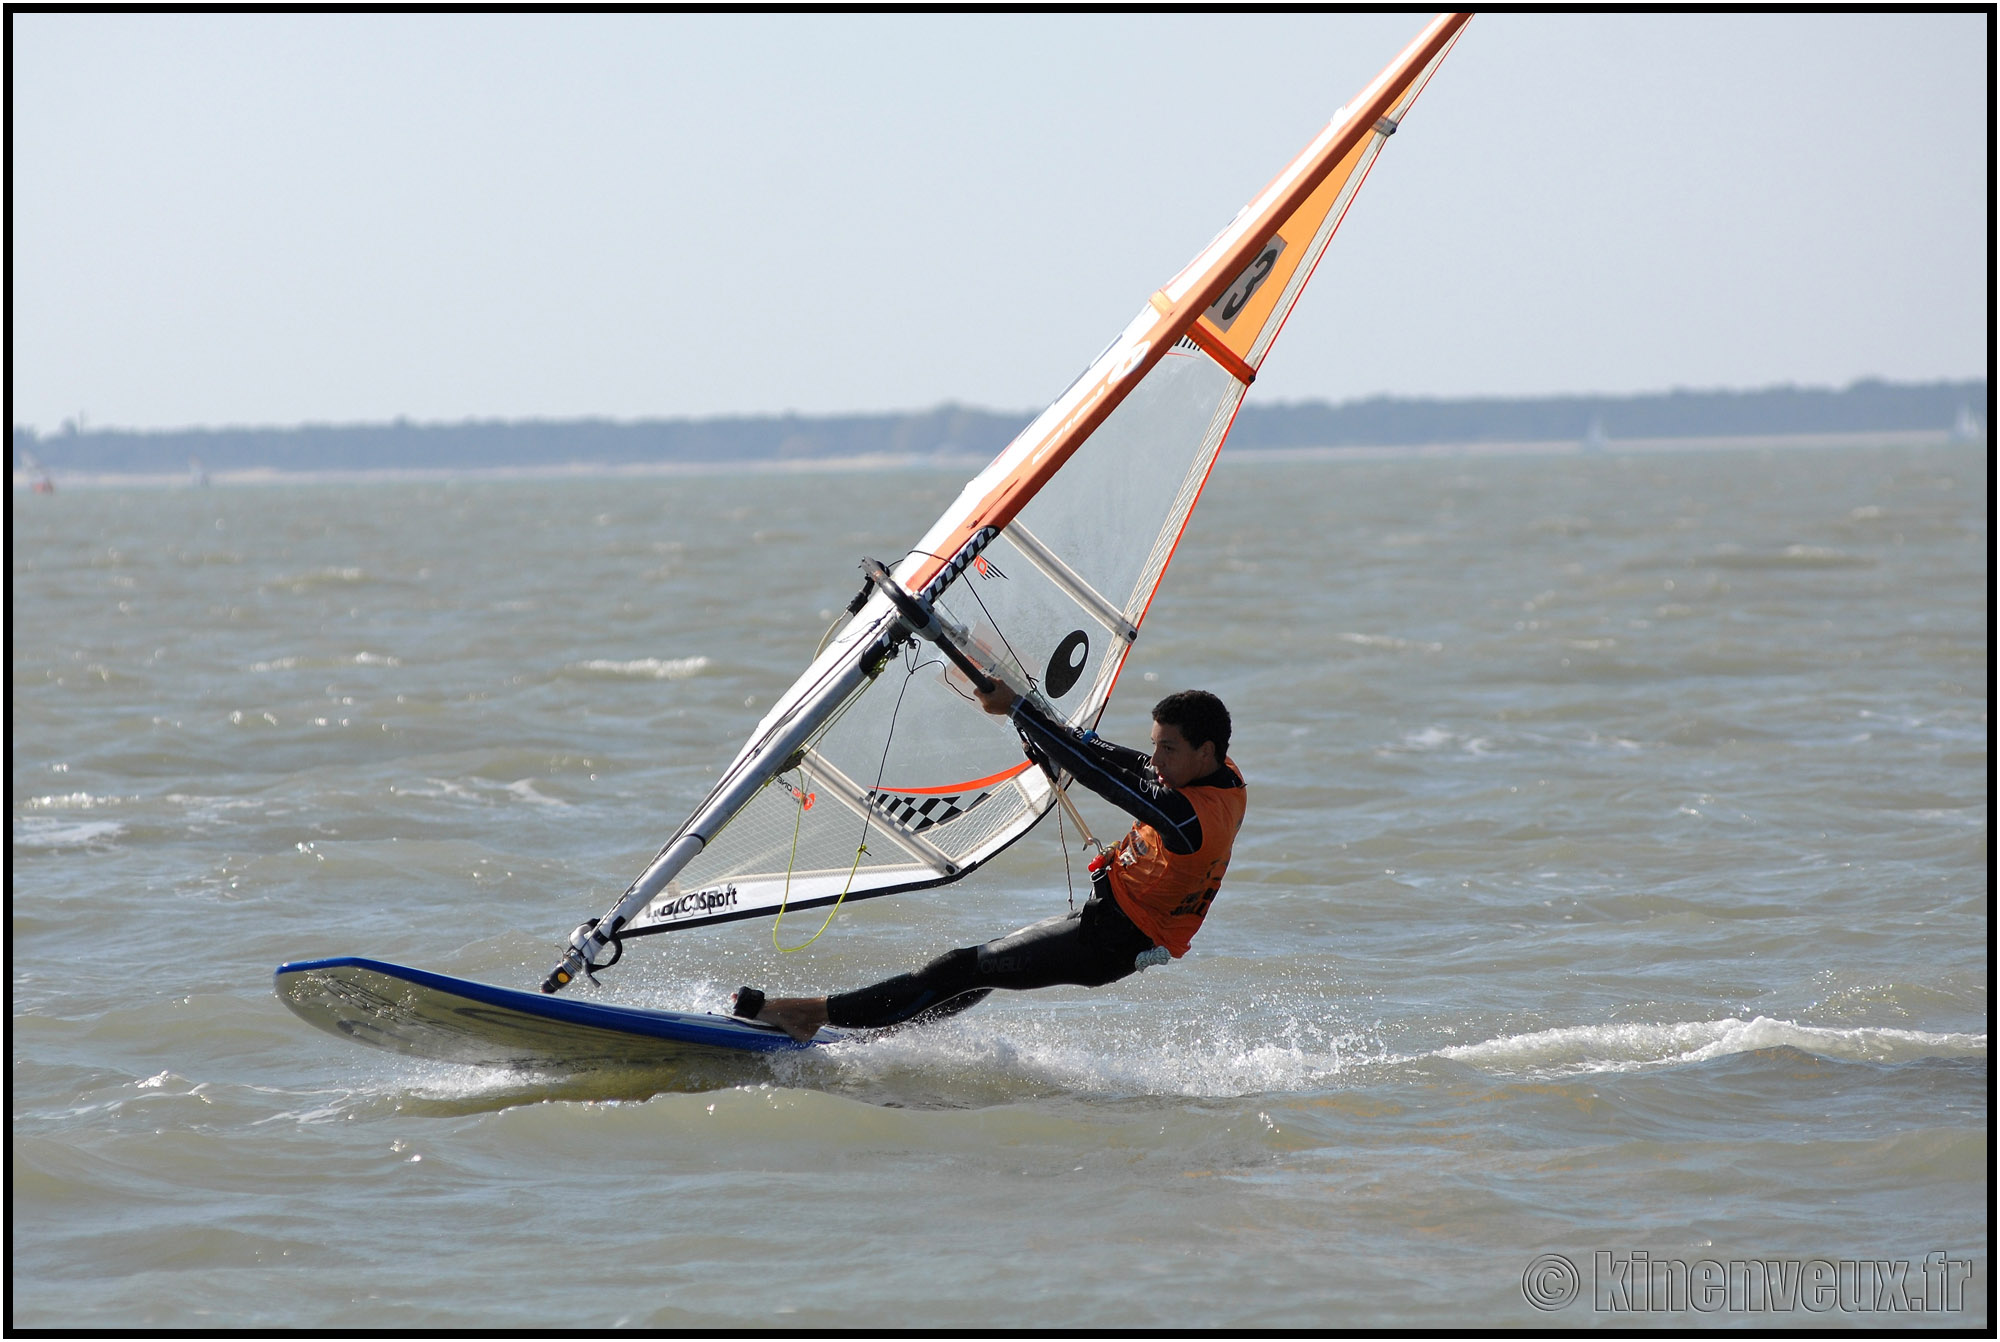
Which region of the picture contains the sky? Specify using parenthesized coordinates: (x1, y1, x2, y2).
(11, 11, 1990, 434)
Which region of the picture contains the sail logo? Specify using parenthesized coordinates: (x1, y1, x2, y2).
(1107, 339, 1152, 385)
(918, 526, 1000, 605)
(1044, 630, 1090, 698)
(651, 885, 740, 921)
(867, 789, 991, 835)
(1207, 235, 1287, 332)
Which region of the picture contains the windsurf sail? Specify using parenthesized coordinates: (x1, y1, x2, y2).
(543, 12, 1473, 993)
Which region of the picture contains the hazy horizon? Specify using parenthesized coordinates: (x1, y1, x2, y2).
(14, 13, 1989, 435)
(13, 374, 1989, 442)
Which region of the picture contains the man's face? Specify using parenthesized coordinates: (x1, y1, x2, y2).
(1149, 719, 1218, 790)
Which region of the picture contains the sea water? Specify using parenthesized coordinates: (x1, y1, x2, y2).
(10, 440, 1987, 1328)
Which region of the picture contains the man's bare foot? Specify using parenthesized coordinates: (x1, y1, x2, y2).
(757, 996, 829, 1043)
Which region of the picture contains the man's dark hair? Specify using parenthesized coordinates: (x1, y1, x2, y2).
(1152, 690, 1231, 760)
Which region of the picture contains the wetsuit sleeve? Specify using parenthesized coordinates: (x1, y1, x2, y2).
(1008, 698, 1202, 854)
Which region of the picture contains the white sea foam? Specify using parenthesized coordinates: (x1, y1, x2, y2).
(415, 777, 481, 801)
(503, 779, 567, 808)
(248, 650, 401, 672)
(1382, 726, 1495, 756)
(24, 792, 119, 809)
(1338, 632, 1444, 652)
(163, 794, 269, 828)
(809, 1010, 1399, 1100)
(1433, 1016, 1988, 1076)
(15, 816, 126, 847)
(570, 656, 711, 680)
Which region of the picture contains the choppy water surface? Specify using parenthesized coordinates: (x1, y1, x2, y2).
(11, 442, 1987, 1327)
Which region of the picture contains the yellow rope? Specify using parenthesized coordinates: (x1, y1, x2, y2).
(771, 777, 868, 953)
(767, 645, 913, 953)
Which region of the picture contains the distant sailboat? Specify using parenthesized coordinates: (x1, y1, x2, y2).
(1950, 404, 1983, 443)
(20, 448, 55, 494)
(190, 456, 210, 487)
(1582, 416, 1609, 453)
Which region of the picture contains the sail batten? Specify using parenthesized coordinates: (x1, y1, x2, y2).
(1001, 522, 1138, 643)
(542, 14, 1472, 989)
(802, 747, 957, 874)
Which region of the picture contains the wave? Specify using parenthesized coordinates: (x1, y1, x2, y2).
(1433, 1015, 1987, 1075)
(1380, 725, 1496, 756)
(503, 779, 568, 808)
(248, 651, 402, 672)
(775, 1002, 1402, 1103)
(267, 566, 372, 588)
(805, 1012, 1987, 1102)
(1338, 632, 1444, 653)
(569, 656, 712, 680)
(23, 792, 121, 810)
(214, 1004, 1991, 1120)
(14, 816, 126, 848)
(1705, 544, 1875, 570)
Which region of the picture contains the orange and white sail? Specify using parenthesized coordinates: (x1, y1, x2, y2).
(547, 14, 1472, 985)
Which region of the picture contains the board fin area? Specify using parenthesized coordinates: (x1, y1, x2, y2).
(275, 957, 845, 1068)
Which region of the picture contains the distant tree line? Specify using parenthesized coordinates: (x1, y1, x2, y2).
(13, 379, 1986, 476)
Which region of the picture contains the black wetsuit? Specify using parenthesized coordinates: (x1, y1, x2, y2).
(824, 699, 1239, 1030)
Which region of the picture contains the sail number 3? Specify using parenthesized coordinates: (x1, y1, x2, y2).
(1206, 235, 1287, 333)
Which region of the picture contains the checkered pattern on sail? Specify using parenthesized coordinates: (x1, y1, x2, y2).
(867, 788, 992, 835)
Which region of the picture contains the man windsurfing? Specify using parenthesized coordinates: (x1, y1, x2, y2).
(733, 687, 1245, 1041)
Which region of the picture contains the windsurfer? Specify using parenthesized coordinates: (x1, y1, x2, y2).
(735, 688, 1245, 1042)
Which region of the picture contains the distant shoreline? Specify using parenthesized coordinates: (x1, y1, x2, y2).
(12, 429, 1974, 490)
(14, 379, 1984, 483)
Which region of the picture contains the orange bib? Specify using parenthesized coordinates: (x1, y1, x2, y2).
(1105, 760, 1245, 957)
